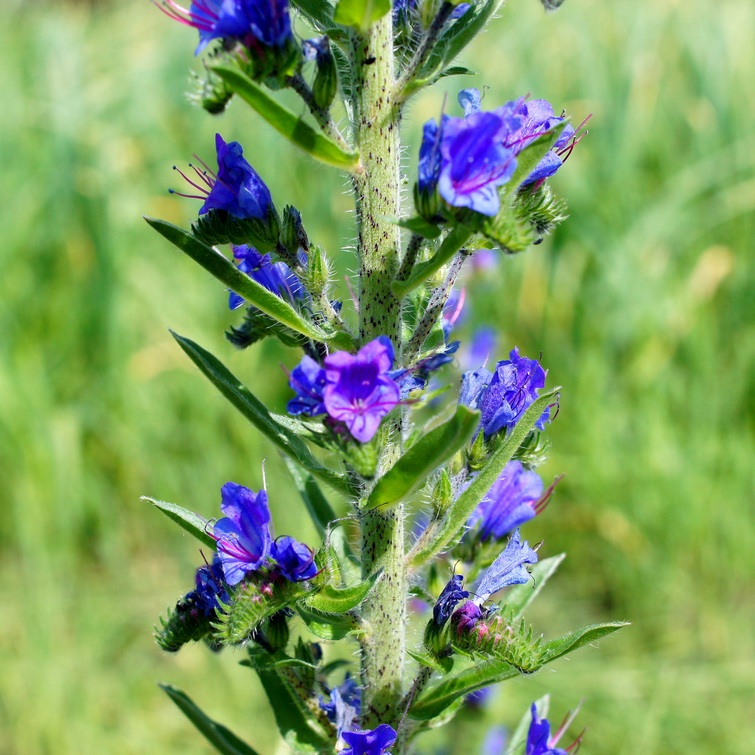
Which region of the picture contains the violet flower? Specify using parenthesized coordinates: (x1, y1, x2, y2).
(526, 702, 583, 755)
(323, 337, 401, 443)
(270, 535, 317, 582)
(185, 556, 230, 615)
(475, 529, 539, 601)
(229, 245, 305, 310)
(433, 574, 470, 627)
(287, 356, 327, 416)
(341, 724, 397, 755)
(213, 482, 272, 585)
(469, 460, 545, 541)
(320, 675, 361, 741)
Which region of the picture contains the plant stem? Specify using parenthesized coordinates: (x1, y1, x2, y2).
(287, 72, 350, 151)
(350, 13, 407, 733)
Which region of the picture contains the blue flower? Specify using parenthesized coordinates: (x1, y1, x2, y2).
(213, 482, 272, 585)
(323, 337, 401, 443)
(469, 461, 545, 541)
(433, 574, 469, 627)
(229, 245, 305, 310)
(475, 529, 538, 601)
(461, 348, 551, 438)
(417, 119, 442, 195)
(185, 556, 230, 615)
(526, 702, 583, 755)
(270, 535, 317, 582)
(287, 356, 327, 416)
(341, 724, 397, 755)
(482, 726, 508, 755)
(158, 0, 292, 54)
(320, 675, 361, 741)
(198, 134, 273, 220)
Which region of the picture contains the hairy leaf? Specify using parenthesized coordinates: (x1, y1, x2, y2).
(143, 497, 216, 550)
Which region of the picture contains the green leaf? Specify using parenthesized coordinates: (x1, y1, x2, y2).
(437, 65, 476, 79)
(296, 606, 359, 640)
(145, 217, 332, 344)
(172, 333, 355, 496)
(333, 0, 390, 30)
(211, 64, 359, 171)
(409, 388, 559, 567)
(407, 649, 453, 675)
(393, 225, 472, 297)
(290, 0, 335, 29)
(282, 457, 339, 538)
(304, 570, 381, 612)
(395, 215, 443, 239)
(503, 553, 565, 620)
(143, 497, 216, 550)
(539, 621, 629, 665)
(364, 405, 480, 510)
(409, 657, 520, 720)
(160, 684, 260, 755)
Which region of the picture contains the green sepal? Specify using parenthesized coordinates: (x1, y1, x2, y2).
(172, 333, 356, 497)
(160, 684, 261, 755)
(155, 597, 218, 652)
(364, 405, 480, 510)
(409, 388, 559, 567)
(393, 225, 472, 297)
(145, 218, 328, 343)
(191, 206, 281, 252)
(333, 0, 391, 30)
(143, 497, 216, 551)
(303, 570, 381, 612)
(296, 606, 361, 640)
(211, 64, 359, 171)
(246, 646, 335, 751)
(503, 553, 565, 620)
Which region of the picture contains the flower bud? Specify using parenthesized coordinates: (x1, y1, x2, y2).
(431, 469, 453, 518)
(304, 244, 329, 298)
(264, 610, 291, 651)
(279, 205, 309, 258)
(305, 36, 338, 111)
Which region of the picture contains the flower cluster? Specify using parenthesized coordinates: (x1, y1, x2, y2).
(213, 481, 317, 585)
(229, 245, 305, 310)
(418, 90, 576, 217)
(288, 337, 402, 443)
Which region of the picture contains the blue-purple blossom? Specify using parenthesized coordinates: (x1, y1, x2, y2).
(469, 460, 545, 541)
(320, 675, 361, 740)
(461, 348, 551, 437)
(433, 574, 469, 627)
(323, 337, 401, 443)
(451, 599, 483, 633)
(185, 557, 230, 615)
(270, 535, 317, 582)
(213, 482, 272, 585)
(417, 119, 442, 195)
(341, 724, 397, 755)
(526, 703, 583, 755)
(287, 356, 327, 416)
(198, 134, 273, 220)
(159, 0, 292, 54)
(475, 529, 538, 600)
(229, 245, 305, 310)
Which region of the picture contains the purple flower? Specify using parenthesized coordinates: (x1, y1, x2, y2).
(287, 356, 327, 416)
(323, 337, 401, 443)
(451, 600, 483, 633)
(461, 348, 550, 438)
(229, 245, 305, 310)
(198, 134, 273, 220)
(469, 461, 545, 541)
(270, 535, 317, 582)
(320, 675, 361, 740)
(433, 574, 470, 627)
(417, 119, 442, 195)
(341, 724, 397, 755)
(475, 529, 538, 601)
(526, 703, 583, 755)
(185, 557, 230, 615)
(213, 482, 272, 585)
(442, 287, 466, 341)
(158, 0, 292, 54)
(506, 98, 575, 187)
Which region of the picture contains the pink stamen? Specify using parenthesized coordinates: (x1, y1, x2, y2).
(534, 474, 564, 515)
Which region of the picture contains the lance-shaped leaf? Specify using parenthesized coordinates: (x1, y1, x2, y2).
(538, 621, 629, 665)
(333, 0, 390, 30)
(290, 0, 335, 29)
(297, 606, 361, 640)
(393, 225, 472, 297)
(160, 684, 261, 755)
(395, 215, 443, 239)
(304, 570, 381, 612)
(173, 333, 356, 496)
(503, 553, 565, 620)
(145, 218, 335, 345)
(282, 457, 339, 539)
(143, 497, 216, 550)
(211, 65, 359, 172)
(364, 405, 480, 510)
(409, 388, 559, 568)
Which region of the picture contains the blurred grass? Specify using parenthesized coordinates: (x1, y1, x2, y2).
(0, 0, 752, 752)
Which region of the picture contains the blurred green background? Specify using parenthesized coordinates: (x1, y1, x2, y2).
(1, 0, 753, 752)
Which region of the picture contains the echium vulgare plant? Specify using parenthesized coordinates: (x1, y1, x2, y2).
(146, 0, 627, 752)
